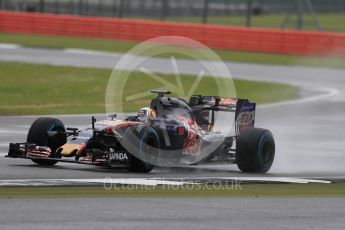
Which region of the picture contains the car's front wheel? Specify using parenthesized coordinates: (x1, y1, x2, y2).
(27, 117, 67, 165)
(123, 126, 159, 173)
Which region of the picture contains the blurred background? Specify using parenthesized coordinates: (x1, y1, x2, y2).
(1, 0, 345, 32)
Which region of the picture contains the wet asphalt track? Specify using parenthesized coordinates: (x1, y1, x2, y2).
(1, 45, 345, 229)
(1, 198, 345, 230)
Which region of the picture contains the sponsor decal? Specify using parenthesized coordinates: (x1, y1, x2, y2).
(238, 111, 255, 126)
(27, 146, 51, 158)
(108, 152, 128, 161)
(236, 110, 255, 133)
(183, 129, 202, 156)
(241, 104, 255, 111)
(177, 126, 185, 135)
(219, 98, 237, 106)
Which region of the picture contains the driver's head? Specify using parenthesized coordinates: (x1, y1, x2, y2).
(137, 107, 156, 122)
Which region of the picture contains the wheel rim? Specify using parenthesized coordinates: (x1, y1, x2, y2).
(142, 135, 160, 163)
(143, 137, 155, 154)
(46, 123, 66, 157)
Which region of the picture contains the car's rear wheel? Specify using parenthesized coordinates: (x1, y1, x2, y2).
(27, 117, 67, 165)
(236, 127, 275, 173)
(124, 127, 159, 173)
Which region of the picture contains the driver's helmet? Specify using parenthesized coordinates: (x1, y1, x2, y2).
(137, 107, 156, 122)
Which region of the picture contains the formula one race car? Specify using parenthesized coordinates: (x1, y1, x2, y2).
(7, 91, 275, 173)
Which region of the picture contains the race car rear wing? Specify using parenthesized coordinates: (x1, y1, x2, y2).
(189, 95, 256, 135)
(234, 98, 256, 135)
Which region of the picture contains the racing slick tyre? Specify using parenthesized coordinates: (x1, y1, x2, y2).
(236, 128, 275, 173)
(123, 126, 159, 173)
(27, 117, 67, 165)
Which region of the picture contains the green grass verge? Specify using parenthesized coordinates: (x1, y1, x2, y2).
(0, 183, 344, 199)
(0, 62, 298, 115)
(1, 32, 345, 69)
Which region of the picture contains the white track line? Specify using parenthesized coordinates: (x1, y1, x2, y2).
(64, 48, 116, 56)
(0, 178, 195, 186)
(165, 176, 331, 184)
(0, 130, 27, 135)
(224, 177, 331, 184)
(259, 87, 338, 109)
(0, 43, 20, 49)
(67, 178, 194, 186)
(0, 177, 331, 186)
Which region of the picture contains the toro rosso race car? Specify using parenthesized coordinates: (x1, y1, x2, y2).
(7, 91, 275, 173)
